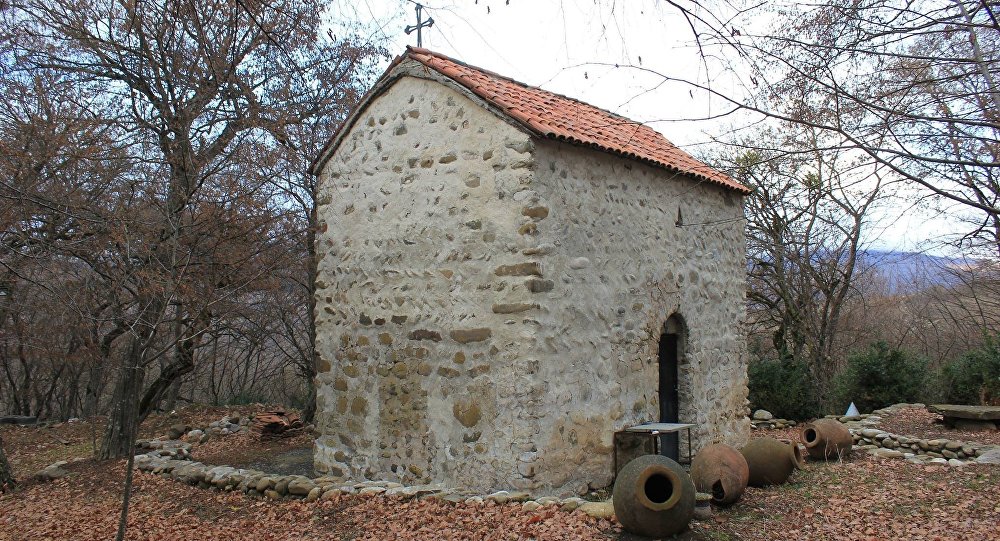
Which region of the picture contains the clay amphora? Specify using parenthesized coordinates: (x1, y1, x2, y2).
(690, 443, 750, 506)
(801, 418, 854, 460)
(740, 437, 803, 487)
(612, 454, 695, 538)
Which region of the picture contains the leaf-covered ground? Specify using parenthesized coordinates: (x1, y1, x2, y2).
(3, 405, 999, 540)
(195, 431, 315, 475)
(702, 454, 1000, 541)
(0, 405, 266, 474)
(0, 460, 616, 541)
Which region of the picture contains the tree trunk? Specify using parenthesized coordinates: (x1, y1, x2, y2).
(114, 446, 137, 541)
(300, 199, 319, 424)
(162, 378, 182, 412)
(135, 313, 207, 423)
(99, 335, 148, 459)
(301, 382, 317, 424)
(83, 360, 104, 419)
(136, 355, 194, 424)
(161, 302, 183, 412)
(0, 434, 16, 491)
(85, 321, 128, 419)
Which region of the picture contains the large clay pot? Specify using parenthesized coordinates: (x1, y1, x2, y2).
(800, 419, 853, 460)
(612, 454, 695, 538)
(740, 437, 803, 487)
(690, 443, 750, 506)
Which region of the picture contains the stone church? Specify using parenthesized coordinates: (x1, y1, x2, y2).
(309, 47, 750, 496)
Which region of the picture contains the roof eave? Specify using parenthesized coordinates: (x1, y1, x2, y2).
(312, 47, 750, 196)
(308, 52, 412, 176)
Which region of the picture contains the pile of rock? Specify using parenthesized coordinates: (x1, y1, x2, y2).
(750, 409, 798, 430)
(167, 415, 251, 444)
(206, 415, 251, 437)
(749, 403, 1000, 467)
(33, 458, 86, 481)
(821, 413, 882, 430)
(135, 438, 193, 460)
(850, 429, 997, 466)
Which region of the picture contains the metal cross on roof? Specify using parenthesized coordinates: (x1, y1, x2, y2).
(404, 3, 434, 48)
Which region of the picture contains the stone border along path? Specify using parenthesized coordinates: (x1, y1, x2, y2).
(31, 413, 610, 518)
(826, 403, 1000, 467)
(35, 405, 999, 516)
(131, 454, 603, 515)
(30, 414, 249, 482)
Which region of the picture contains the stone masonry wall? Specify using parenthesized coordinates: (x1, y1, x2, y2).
(314, 69, 750, 496)
(520, 141, 751, 493)
(313, 74, 542, 492)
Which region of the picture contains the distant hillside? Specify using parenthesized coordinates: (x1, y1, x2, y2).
(862, 250, 973, 291)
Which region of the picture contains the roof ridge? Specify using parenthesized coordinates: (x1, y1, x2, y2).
(312, 47, 748, 195)
(405, 46, 656, 135)
(402, 47, 748, 194)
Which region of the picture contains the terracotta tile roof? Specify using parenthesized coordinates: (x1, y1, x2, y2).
(313, 47, 748, 194)
(405, 47, 748, 194)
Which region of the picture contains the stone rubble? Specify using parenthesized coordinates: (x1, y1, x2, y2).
(33, 458, 84, 481)
(750, 414, 798, 430)
(748, 403, 1000, 468)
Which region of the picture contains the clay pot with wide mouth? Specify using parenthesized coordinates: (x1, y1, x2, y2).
(741, 437, 803, 487)
(612, 454, 696, 538)
(800, 418, 854, 460)
(690, 443, 749, 506)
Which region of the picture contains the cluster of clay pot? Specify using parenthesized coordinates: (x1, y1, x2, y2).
(693, 419, 853, 501)
(612, 420, 855, 538)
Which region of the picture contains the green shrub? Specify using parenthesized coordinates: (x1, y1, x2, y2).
(747, 357, 821, 420)
(941, 336, 1000, 405)
(832, 341, 927, 412)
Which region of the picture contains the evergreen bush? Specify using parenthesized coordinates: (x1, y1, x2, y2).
(832, 341, 927, 412)
(747, 357, 822, 420)
(941, 336, 1000, 405)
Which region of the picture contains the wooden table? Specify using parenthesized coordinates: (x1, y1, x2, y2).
(613, 422, 696, 473)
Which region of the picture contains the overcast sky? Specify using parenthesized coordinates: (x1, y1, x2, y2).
(335, 0, 962, 256)
(344, 1, 738, 144)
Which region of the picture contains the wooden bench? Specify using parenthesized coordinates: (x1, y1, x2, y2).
(0, 415, 37, 425)
(927, 404, 1000, 431)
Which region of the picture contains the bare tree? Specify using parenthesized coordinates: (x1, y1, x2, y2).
(585, 0, 997, 254)
(5, 0, 380, 457)
(715, 122, 888, 398)
(744, 0, 1000, 254)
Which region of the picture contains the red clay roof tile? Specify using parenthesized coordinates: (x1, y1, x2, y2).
(312, 47, 748, 195)
(404, 47, 748, 194)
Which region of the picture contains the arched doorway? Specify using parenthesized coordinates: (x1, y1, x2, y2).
(658, 314, 685, 460)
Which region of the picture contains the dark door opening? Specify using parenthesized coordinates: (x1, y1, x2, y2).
(658, 332, 680, 460)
